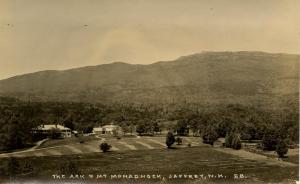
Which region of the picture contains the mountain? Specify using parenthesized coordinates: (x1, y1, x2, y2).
(0, 51, 299, 108)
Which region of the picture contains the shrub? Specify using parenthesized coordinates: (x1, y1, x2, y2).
(175, 137, 182, 145)
(276, 139, 288, 158)
(166, 132, 175, 148)
(136, 124, 146, 135)
(100, 142, 111, 152)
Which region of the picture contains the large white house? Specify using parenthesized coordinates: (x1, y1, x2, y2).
(93, 124, 122, 136)
(33, 124, 72, 138)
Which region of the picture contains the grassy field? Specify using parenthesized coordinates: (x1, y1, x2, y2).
(0, 136, 205, 158)
(0, 140, 298, 183)
(0, 136, 298, 183)
(39, 136, 99, 148)
(243, 147, 299, 164)
(283, 155, 299, 165)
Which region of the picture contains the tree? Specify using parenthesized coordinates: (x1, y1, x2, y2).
(121, 123, 130, 136)
(1, 116, 34, 149)
(189, 119, 200, 136)
(225, 133, 233, 148)
(225, 132, 242, 150)
(129, 124, 135, 135)
(166, 132, 175, 148)
(63, 118, 74, 131)
(5, 121, 23, 149)
(287, 126, 299, 144)
(49, 128, 61, 139)
(241, 124, 256, 140)
(153, 122, 161, 134)
(77, 124, 93, 134)
(276, 139, 288, 158)
(231, 133, 242, 150)
(100, 142, 111, 152)
(215, 121, 230, 138)
(202, 126, 218, 145)
(262, 127, 279, 151)
(175, 120, 189, 136)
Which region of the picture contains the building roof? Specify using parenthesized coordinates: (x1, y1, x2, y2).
(93, 125, 121, 131)
(93, 127, 104, 131)
(36, 124, 70, 131)
(102, 125, 121, 128)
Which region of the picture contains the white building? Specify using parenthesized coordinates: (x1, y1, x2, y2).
(93, 124, 122, 136)
(33, 124, 72, 138)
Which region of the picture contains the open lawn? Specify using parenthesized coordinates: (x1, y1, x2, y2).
(243, 147, 299, 164)
(283, 155, 299, 165)
(0, 136, 205, 158)
(38, 136, 100, 148)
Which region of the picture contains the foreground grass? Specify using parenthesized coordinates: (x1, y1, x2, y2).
(283, 155, 299, 164)
(0, 146, 298, 183)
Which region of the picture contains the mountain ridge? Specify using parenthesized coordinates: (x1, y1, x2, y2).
(0, 51, 298, 107)
(1, 51, 298, 81)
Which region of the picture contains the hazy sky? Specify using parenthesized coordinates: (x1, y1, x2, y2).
(0, 0, 299, 79)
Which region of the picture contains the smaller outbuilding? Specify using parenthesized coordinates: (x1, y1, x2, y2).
(93, 124, 122, 136)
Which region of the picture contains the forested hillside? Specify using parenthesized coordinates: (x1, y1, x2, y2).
(0, 97, 298, 151)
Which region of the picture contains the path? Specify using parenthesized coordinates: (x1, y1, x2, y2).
(28, 138, 49, 151)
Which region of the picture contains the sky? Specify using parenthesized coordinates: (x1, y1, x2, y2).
(0, 0, 299, 79)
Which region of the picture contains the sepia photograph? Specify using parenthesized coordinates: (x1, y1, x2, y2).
(0, 0, 299, 183)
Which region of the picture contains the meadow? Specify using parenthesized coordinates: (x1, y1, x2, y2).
(0, 136, 298, 183)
